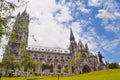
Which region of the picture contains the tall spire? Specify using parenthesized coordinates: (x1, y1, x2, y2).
(69, 28, 77, 56)
(70, 28, 75, 41)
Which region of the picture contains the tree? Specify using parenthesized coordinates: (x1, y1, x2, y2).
(43, 64, 50, 69)
(0, 62, 3, 71)
(108, 63, 119, 69)
(0, 0, 19, 41)
(20, 48, 41, 76)
(0, 0, 38, 77)
(1, 54, 17, 76)
(68, 52, 82, 74)
(1, 47, 41, 76)
(68, 53, 82, 66)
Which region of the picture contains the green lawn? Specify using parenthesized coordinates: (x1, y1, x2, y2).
(1, 69, 120, 80)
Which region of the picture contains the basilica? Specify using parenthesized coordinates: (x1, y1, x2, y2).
(3, 9, 107, 76)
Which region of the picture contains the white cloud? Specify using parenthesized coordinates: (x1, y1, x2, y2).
(28, 20, 70, 49)
(88, 0, 105, 7)
(105, 23, 120, 33)
(96, 9, 120, 20)
(76, 1, 90, 13)
(79, 27, 101, 52)
(54, 4, 73, 23)
(28, 0, 57, 13)
(114, 12, 120, 17)
(66, 1, 91, 13)
(96, 0, 120, 20)
(88, 0, 103, 7)
(70, 22, 82, 33)
(101, 39, 120, 52)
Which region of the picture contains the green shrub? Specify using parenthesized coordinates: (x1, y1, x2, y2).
(63, 69, 69, 73)
(56, 69, 61, 73)
(8, 70, 14, 77)
(44, 64, 50, 69)
(109, 63, 119, 69)
(32, 72, 38, 76)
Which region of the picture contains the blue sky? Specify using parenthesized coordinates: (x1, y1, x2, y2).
(0, 0, 120, 63)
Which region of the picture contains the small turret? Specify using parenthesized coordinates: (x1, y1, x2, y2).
(78, 39, 85, 50)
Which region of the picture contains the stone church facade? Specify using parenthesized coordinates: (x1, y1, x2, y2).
(3, 9, 107, 75)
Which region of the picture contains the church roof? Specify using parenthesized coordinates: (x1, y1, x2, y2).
(26, 45, 70, 54)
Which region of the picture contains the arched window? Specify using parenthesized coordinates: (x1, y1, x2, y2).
(33, 68, 35, 72)
(24, 67, 27, 72)
(41, 64, 45, 72)
(50, 64, 54, 73)
(58, 64, 61, 70)
(71, 66, 75, 73)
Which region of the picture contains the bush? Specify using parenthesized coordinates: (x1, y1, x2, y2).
(109, 63, 119, 69)
(56, 69, 61, 73)
(8, 70, 14, 77)
(63, 69, 69, 73)
(32, 72, 38, 76)
(44, 64, 50, 69)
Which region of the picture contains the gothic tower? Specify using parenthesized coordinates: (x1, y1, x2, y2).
(69, 28, 77, 57)
(3, 9, 29, 58)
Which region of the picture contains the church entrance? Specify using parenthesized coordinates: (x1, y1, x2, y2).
(82, 65, 91, 73)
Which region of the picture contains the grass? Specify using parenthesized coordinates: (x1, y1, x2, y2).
(1, 69, 120, 80)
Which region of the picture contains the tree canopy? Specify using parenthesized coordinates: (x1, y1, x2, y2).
(108, 63, 120, 69)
